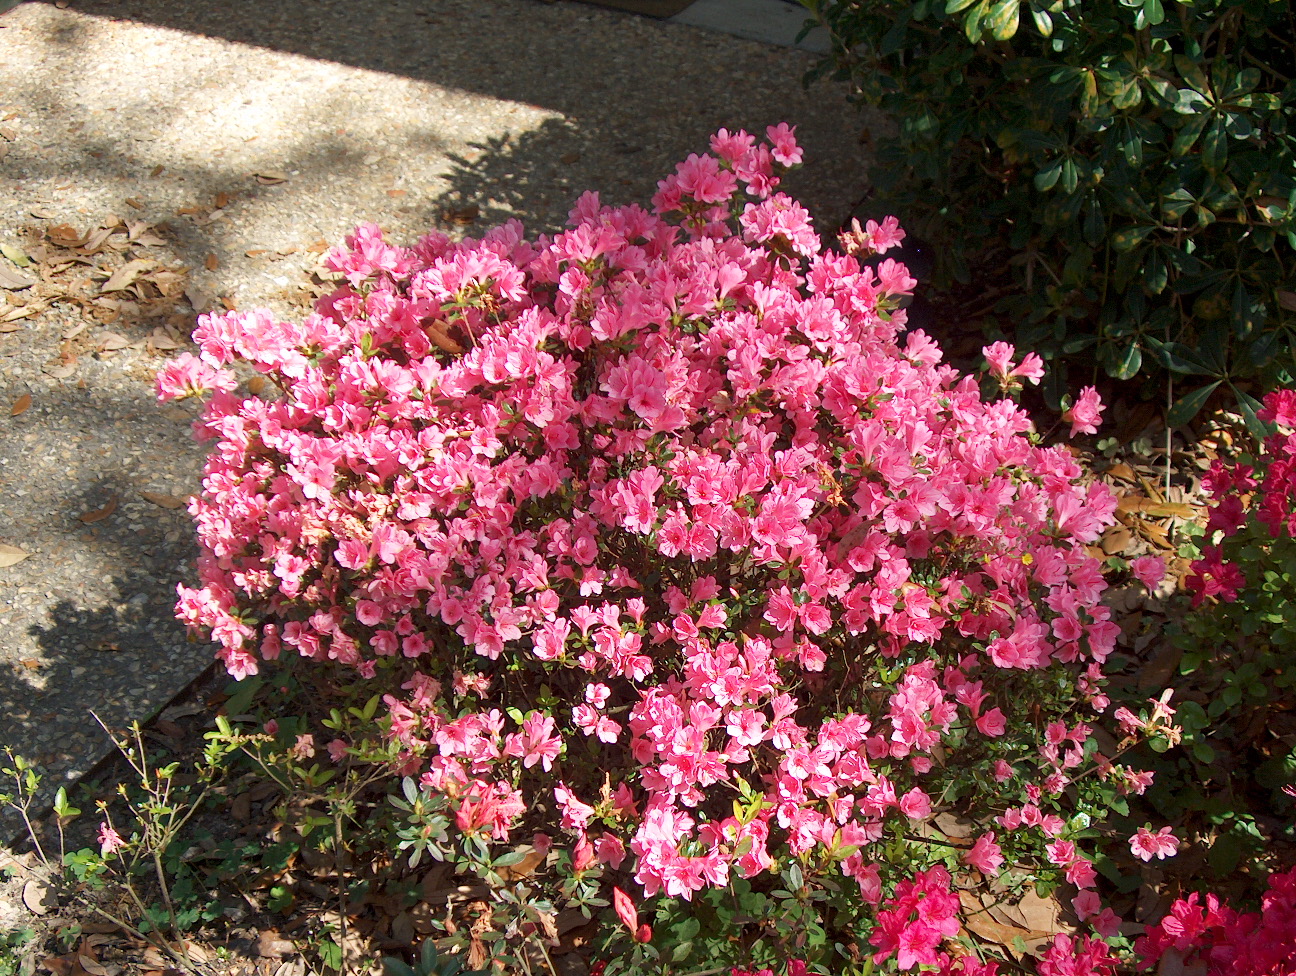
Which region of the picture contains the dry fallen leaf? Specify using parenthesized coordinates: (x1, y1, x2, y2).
(140, 491, 189, 510)
(124, 197, 144, 210)
(40, 954, 81, 976)
(46, 223, 87, 248)
(79, 226, 116, 254)
(441, 204, 479, 226)
(10, 393, 31, 416)
(0, 265, 34, 289)
(78, 496, 118, 523)
(255, 931, 296, 960)
(255, 171, 289, 185)
(23, 878, 56, 915)
(147, 330, 181, 351)
(77, 955, 111, 976)
(0, 544, 30, 567)
(204, 253, 219, 271)
(19, 658, 41, 670)
(1101, 526, 1133, 555)
(387, 188, 407, 197)
(4, 303, 47, 323)
(1105, 461, 1136, 482)
(214, 191, 231, 209)
(100, 258, 153, 293)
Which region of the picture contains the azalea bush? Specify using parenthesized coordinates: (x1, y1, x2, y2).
(1140, 389, 1296, 876)
(159, 126, 1187, 972)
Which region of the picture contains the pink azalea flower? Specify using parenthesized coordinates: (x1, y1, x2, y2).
(1130, 554, 1165, 590)
(964, 831, 1005, 875)
(97, 822, 126, 857)
(1130, 825, 1179, 861)
(1065, 386, 1105, 437)
(1072, 890, 1101, 921)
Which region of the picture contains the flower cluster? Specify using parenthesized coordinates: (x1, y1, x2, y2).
(1187, 388, 1296, 605)
(1136, 866, 1296, 976)
(869, 865, 961, 970)
(163, 126, 1163, 965)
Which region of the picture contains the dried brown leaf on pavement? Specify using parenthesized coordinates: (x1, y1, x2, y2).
(10, 393, 31, 416)
(0, 265, 34, 288)
(100, 259, 154, 293)
(78, 495, 119, 524)
(46, 223, 88, 248)
(0, 544, 30, 567)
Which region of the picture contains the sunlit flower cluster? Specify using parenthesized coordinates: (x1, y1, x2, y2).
(162, 126, 1174, 969)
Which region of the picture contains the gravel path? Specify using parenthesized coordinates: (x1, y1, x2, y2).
(0, 0, 876, 840)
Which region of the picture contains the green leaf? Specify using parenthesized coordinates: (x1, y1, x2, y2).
(1111, 225, 1155, 252)
(1029, 3, 1052, 34)
(879, 15, 910, 55)
(944, 0, 980, 13)
(1161, 187, 1195, 221)
(1172, 113, 1209, 154)
(1061, 158, 1078, 194)
(1104, 342, 1143, 380)
(1229, 384, 1269, 441)
(1203, 117, 1228, 173)
(1223, 67, 1260, 99)
(1146, 337, 1219, 376)
(1084, 199, 1105, 245)
(1035, 158, 1062, 191)
(1174, 54, 1211, 96)
(1144, 249, 1167, 293)
(1225, 112, 1254, 139)
(223, 675, 264, 717)
(319, 940, 343, 973)
(1141, 0, 1164, 25)
(962, 0, 987, 41)
(1231, 281, 1260, 339)
(1166, 380, 1222, 428)
(1111, 78, 1143, 111)
(984, 0, 1020, 39)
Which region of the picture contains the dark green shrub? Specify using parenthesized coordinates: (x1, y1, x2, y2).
(802, 0, 1296, 428)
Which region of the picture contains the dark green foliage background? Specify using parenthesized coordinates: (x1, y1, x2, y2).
(802, 0, 1295, 425)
